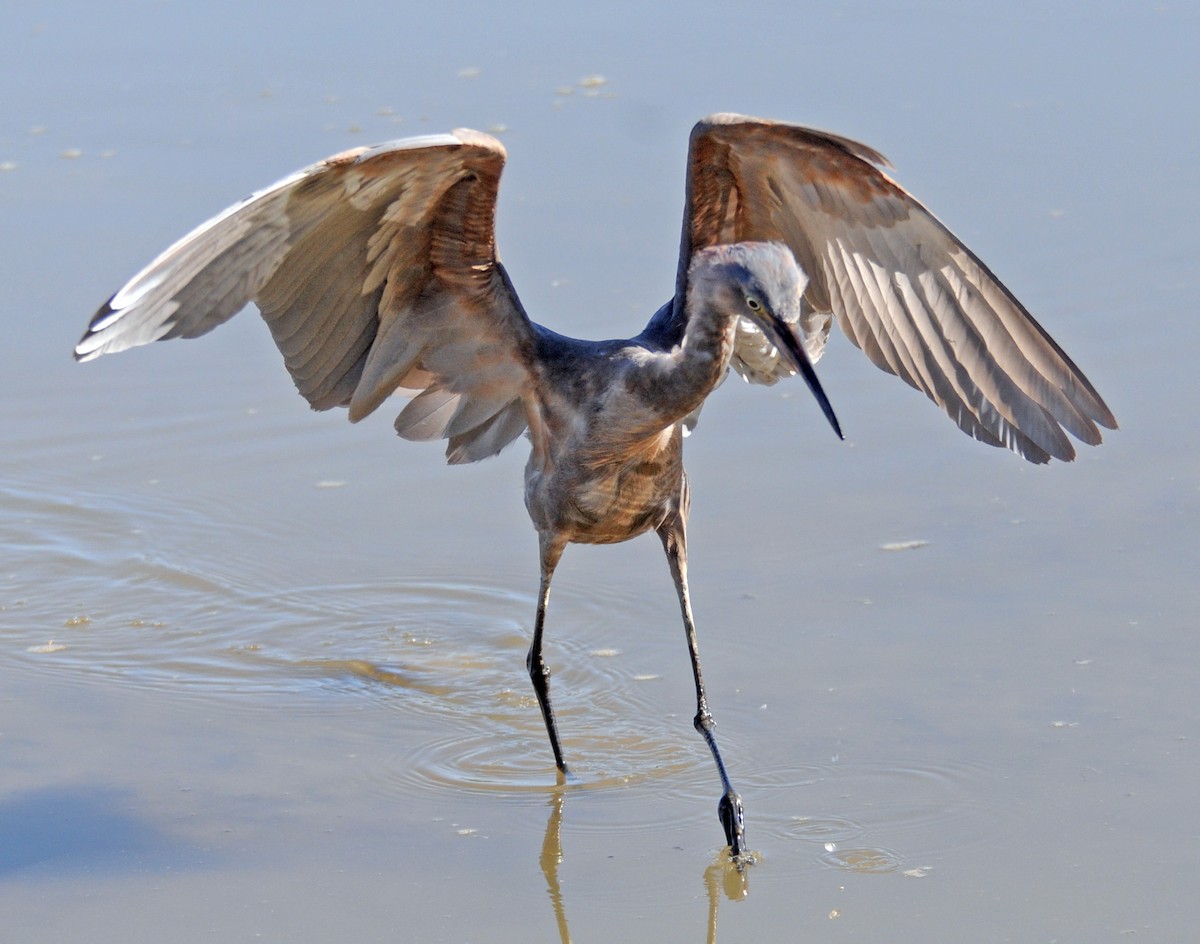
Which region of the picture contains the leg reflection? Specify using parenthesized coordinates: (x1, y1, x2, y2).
(537, 785, 752, 944)
(539, 786, 572, 944)
(703, 855, 750, 944)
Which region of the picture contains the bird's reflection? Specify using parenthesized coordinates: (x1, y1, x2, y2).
(537, 785, 750, 944)
(703, 855, 749, 940)
(539, 787, 572, 944)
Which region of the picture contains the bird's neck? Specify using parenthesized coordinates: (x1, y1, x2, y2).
(665, 298, 739, 418)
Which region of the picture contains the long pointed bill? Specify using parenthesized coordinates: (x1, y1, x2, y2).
(759, 313, 843, 440)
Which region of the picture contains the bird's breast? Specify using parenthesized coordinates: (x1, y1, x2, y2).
(525, 425, 685, 546)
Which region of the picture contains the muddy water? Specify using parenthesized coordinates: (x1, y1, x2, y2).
(3, 1, 1198, 942)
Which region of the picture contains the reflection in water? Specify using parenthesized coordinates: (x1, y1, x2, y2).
(537, 785, 750, 944)
(539, 787, 572, 944)
(0, 784, 211, 877)
(703, 856, 749, 943)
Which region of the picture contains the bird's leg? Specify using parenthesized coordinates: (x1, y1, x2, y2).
(528, 534, 569, 774)
(658, 516, 747, 862)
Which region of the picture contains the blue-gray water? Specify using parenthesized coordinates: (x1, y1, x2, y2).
(3, 2, 1197, 941)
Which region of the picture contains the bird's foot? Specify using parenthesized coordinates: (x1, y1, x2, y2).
(718, 790, 754, 867)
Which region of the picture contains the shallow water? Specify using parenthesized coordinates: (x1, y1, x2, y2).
(4, 1, 1199, 941)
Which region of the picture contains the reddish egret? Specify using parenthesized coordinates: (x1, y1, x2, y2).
(76, 114, 1116, 861)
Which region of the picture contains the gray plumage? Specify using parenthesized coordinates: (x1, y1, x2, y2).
(75, 114, 1116, 862)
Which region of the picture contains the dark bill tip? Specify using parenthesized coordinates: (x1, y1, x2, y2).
(768, 314, 843, 440)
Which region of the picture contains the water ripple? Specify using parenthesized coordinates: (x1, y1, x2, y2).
(6, 477, 707, 803)
(5, 478, 1014, 870)
(743, 757, 1013, 874)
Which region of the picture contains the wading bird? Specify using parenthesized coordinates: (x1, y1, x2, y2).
(76, 114, 1116, 862)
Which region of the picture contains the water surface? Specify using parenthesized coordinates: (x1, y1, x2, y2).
(3, 2, 1198, 941)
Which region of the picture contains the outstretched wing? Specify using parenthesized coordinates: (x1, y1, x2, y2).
(76, 130, 536, 464)
(677, 113, 1117, 463)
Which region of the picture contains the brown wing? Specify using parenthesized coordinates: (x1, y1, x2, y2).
(76, 130, 535, 464)
(678, 113, 1117, 463)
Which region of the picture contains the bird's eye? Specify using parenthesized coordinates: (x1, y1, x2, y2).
(746, 297, 762, 311)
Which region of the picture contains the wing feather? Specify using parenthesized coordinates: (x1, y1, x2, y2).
(76, 131, 536, 464)
(679, 113, 1116, 463)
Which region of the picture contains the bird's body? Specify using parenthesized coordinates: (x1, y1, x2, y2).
(76, 115, 1116, 864)
(525, 252, 768, 548)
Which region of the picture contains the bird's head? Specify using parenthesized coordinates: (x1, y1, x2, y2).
(689, 242, 843, 439)
(689, 242, 806, 324)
